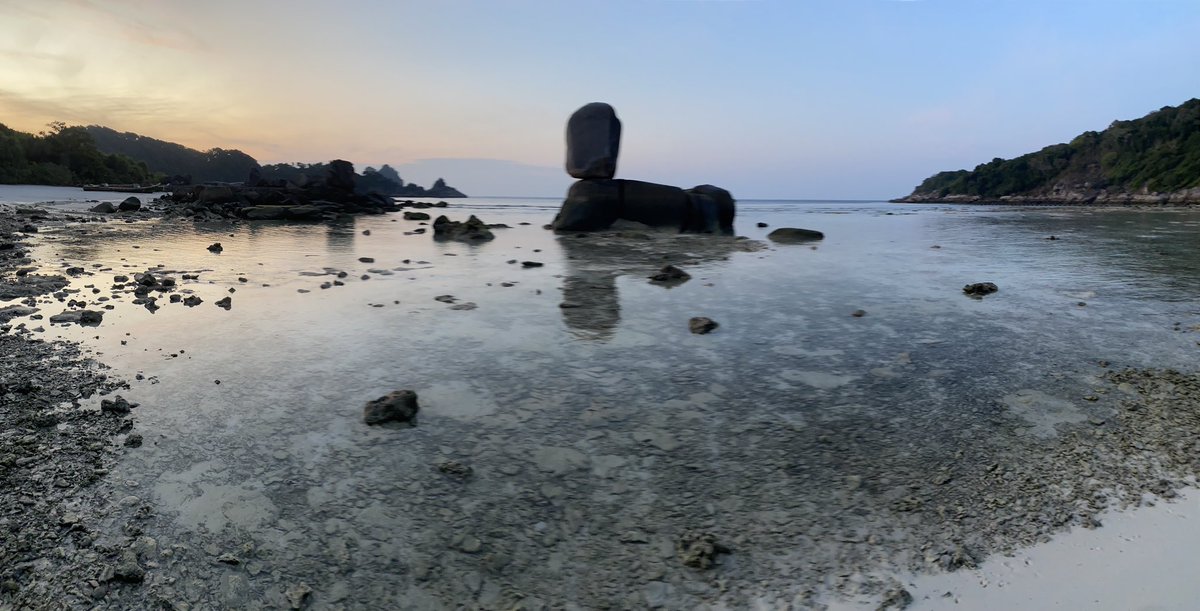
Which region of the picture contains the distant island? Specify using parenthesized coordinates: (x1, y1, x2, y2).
(0, 122, 466, 197)
(895, 98, 1200, 205)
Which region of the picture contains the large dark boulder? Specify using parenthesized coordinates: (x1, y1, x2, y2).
(566, 103, 622, 180)
(688, 185, 735, 234)
(118, 197, 142, 212)
(618, 180, 690, 229)
(553, 180, 621, 231)
(90, 202, 116, 213)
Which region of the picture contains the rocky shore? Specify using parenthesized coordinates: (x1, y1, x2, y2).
(892, 186, 1200, 205)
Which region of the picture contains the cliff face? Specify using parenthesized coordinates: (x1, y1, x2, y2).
(896, 99, 1200, 204)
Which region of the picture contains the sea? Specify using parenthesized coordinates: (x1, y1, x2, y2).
(3, 184, 1200, 608)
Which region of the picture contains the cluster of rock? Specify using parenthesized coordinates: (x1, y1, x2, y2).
(552, 103, 736, 234)
(157, 160, 441, 222)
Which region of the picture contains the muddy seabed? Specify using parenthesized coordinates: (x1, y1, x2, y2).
(3, 202, 1200, 610)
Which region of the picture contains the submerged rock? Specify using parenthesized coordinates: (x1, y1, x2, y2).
(767, 227, 825, 243)
(649, 264, 690, 284)
(207, 242, 223, 252)
(363, 390, 420, 426)
(689, 317, 718, 335)
(963, 282, 999, 297)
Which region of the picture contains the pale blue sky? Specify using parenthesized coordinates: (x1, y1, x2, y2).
(2, 0, 1197, 197)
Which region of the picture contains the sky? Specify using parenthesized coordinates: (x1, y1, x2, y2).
(1, 0, 1198, 199)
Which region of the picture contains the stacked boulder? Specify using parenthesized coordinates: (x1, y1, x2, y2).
(553, 103, 735, 234)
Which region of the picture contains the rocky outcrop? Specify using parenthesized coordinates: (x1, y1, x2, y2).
(566, 102, 622, 180)
(432, 215, 494, 242)
(554, 103, 736, 234)
(160, 160, 406, 221)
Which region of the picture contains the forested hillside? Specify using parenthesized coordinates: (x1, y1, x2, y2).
(898, 99, 1200, 203)
(0, 122, 156, 186)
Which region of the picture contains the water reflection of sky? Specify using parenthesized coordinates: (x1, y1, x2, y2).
(9, 199, 1200, 609)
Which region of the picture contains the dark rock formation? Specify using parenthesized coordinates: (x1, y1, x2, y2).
(566, 102, 621, 179)
(89, 202, 116, 214)
(554, 103, 737, 234)
(363, 390, 419, 425)
(326, 159, 357, 192)
(118, 197, 141, 212)
(767, 228, 825, 243)
(100, 395, 136, 415)
(432, 215, 494, 242)
(404, 211, 431, 221)
(48, 310, 103, 326)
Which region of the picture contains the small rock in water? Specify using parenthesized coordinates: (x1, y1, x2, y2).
(437, 460, 474, 480)
(689, 317, 718, 335)
(124, 434, 143, 448)
(215, 296, 232, 310)
(963, 282, 999, 297)
(649, 264, 690, 284)
(851, 309, 866, 317)
(756, 222, 768, 228)
(363, 390, 419, 426)
(521, 261, 544, 268)
(358, 257, 375, 263)
(183, 295, 203, 307)
(767, 227, 824, 243)
(207, 242, 223, 252)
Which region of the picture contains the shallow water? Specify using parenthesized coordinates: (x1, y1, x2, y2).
(7, 194, 1200, 608)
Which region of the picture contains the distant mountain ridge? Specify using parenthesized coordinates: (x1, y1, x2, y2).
(84, 125, 466, 197)
(896, 99, 1200, 204)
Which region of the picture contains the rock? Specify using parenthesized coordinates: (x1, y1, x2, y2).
(566, 102, 622, 179)
(877, 586, 913, 610)
(183, 295, 203, 307)
(100, 395, 136, 415)
(677, 531, 729, 569)
(619, 180, 691, 229)
(521, 261, 543, 268)
(757, 222, 768, 228)
(851, 309, 866, 317)
(215, 296, 232, 310)
(118, 197, 141, 212)
(363, 390, 419, 425)
(432, 215, 495, 242)
(285, 583, 313, 609)
(437, 460, 473, 480)
(358, 257, 375, 263)
(687, 184, 736, 234)
(0, 305, 38, 323)
(403, 211, 431, 221)
(553, 179, 622, 231)
(124, 433, 143, 448)
(649, 265, 690, 284)
(963, 282, 999, 297)
(48, 310, 103, 326)
(768, 227, 825, 243)
(111, 549, 145, 583)
(243, 206, 292, 220)
(89, 202, 116, 213)
(689, 317, 718, 334)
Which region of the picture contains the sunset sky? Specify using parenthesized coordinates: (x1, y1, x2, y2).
(2, 0, 1198, 198)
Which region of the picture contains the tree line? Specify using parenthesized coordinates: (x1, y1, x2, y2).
(0, 122, 157, 186)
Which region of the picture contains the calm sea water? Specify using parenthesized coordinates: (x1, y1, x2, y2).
(5, 185, 1200, 608)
